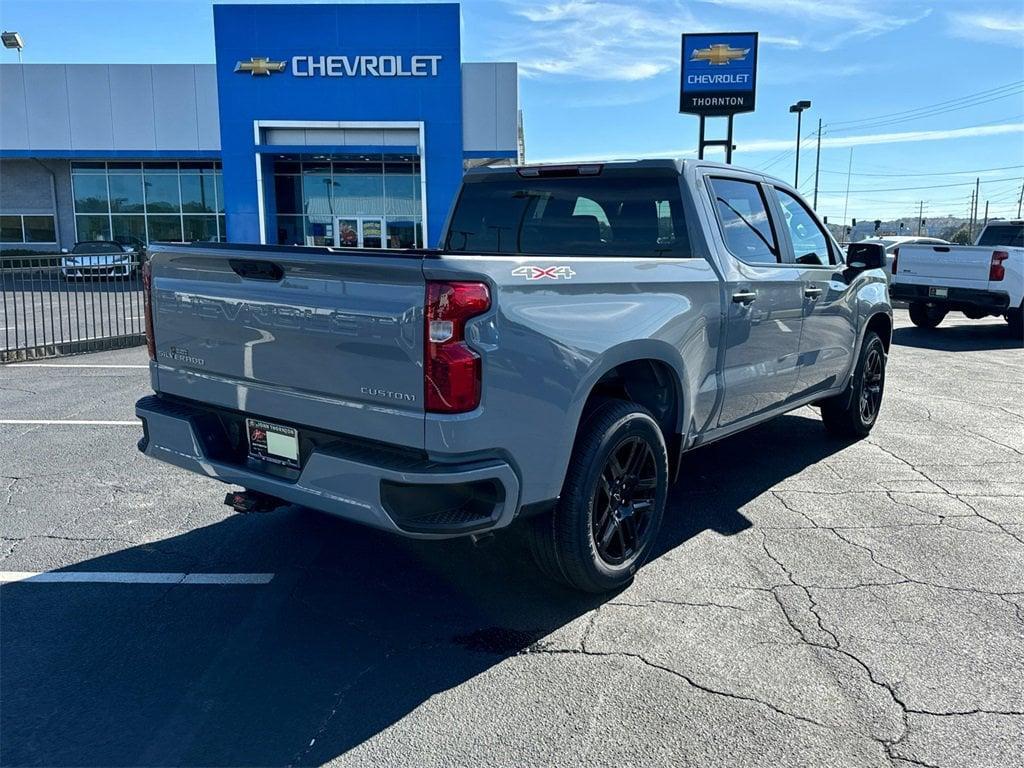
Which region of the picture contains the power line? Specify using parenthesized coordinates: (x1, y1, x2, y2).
(827, 89, 1024, 134)
(815, 163, 1024, 178)
(826, 80, 1024, 130)
(817, 175, 1021, 195)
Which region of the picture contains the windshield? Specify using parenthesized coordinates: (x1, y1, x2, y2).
(445, 171, 690, 258)
(977, 224, 1024, 248)
(72, 242, 124, 254)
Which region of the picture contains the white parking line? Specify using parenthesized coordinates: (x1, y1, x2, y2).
(6, 363, 148, 369)
(0, 571, 275, 584)
(0, 419, 139, 425)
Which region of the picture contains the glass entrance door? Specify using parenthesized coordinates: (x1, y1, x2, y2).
(334, 217, 384, 248)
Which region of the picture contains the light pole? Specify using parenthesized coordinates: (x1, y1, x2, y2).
(1, 31, 24, 63)
(789, 100, 811, 188)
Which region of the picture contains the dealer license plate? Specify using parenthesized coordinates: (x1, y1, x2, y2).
(928, 287, 948, 298)
(246, 419, 300, 468)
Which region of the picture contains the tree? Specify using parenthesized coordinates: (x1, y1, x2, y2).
(948, 227, 972, 245)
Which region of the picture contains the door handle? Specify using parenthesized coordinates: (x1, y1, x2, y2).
(804, 286, 824, 298)
(732, 290, 757, 304)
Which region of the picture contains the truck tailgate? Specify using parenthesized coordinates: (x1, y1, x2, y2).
(896, 245, 991, 286)
(149, 246, 426, 449)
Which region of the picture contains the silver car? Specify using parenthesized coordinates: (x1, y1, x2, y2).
(60, 241, 137, 279)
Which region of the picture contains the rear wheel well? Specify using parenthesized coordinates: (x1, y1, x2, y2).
(580, 359, 680, 441)
(866, 312, 892, 351)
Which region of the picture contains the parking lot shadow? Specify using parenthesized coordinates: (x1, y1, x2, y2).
(893, 322, 1022, 352)
(1, 413, 845, 766)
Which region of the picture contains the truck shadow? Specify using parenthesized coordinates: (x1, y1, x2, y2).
(892, 322, 1022, 352)
(1, 413, 847, 766)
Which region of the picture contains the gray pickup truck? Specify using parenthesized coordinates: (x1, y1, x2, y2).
(136, 160, 892, 592)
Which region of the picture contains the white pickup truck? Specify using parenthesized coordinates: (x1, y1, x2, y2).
(890, 220, 1024, 337)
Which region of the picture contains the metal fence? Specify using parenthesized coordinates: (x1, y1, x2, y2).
(1, 252, 146, 362)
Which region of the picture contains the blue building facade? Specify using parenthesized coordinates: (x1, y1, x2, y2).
(0, 3, 519, 251)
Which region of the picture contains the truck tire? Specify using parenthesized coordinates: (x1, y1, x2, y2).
(908, 301, 946, 329)
(1007, 306, 1023, 340)
(820, 331, 886, 439)
(527, 400, 668, 593)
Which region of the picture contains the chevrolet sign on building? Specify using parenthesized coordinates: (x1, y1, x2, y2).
(679, 32, 758, 115)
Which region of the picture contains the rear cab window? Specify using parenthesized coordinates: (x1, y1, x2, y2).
(445, 167, 691, 258)
(977, 224, 1024, 247)
(706, 177, 780, 264)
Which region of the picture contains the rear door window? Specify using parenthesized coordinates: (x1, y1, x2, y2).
(707, 177, 780, 264)
(445, 172, 690, 258)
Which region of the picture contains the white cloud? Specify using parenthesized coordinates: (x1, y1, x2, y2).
(531, 121, 1024, 162)
(698, 0, 933, 51)
(947, 10, 1024, 47)
(506, 0, 700, 81)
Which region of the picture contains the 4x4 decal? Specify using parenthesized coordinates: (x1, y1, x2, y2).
(512, 265, 577, 280)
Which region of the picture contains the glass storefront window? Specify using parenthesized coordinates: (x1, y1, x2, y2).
(72, 161, 222, 244)
(384, 162, 420, 217)
(274, 174, 302, 214)
(112, 215, 147, 244)
(304, 216, 333, 247)
(1, 216, 23, 242)
(147, 215, 183, 243)
(385, 219, 421, 248)
(76, 214, 112, 242)
(144, 173, 181, 213)
(276, 215, 303, 245)
(182, 215, 219, 242)
(181, 172, 217, 213)
(23, 215, 57, 243)
(73, 174, 110, 213)
(108, 173, 145, 213)
(302, 172, 334, 218)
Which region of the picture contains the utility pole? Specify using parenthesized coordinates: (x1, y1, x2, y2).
(841, 148, 853, 241)
(813, 118, 822, 210)
(917, 201, 924, 235)
(971, 177, 980, 239)
(983, 200, 989, 227)
(1017, 179, 1023, 218)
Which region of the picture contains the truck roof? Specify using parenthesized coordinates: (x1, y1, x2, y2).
(466, 158, 790, 187)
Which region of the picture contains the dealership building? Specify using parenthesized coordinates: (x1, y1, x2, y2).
(0, 3, 521, 252)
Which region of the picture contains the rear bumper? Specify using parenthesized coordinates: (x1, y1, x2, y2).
(135, 395, 521, 539)
(890, 283, 1010, 313)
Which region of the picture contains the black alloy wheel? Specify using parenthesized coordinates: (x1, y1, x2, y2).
(591, 436, 657, 566)
(858, 344, 884, 425)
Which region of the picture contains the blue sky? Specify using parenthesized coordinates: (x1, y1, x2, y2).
(1, 0, 1022, 224)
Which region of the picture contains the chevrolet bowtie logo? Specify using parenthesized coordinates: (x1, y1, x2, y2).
(691, 44, 750, 66)
(234, 57, 287, 76)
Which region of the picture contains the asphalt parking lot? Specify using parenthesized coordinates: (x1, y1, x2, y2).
(1, 310, 1021, 768)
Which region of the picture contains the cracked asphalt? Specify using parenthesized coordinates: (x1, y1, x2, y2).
(1, 310, 1022, 767)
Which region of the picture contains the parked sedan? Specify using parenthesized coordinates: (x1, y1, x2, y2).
(60, 241, 138, 279)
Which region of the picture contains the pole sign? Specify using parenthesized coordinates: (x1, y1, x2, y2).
(679, 32, 758, 115)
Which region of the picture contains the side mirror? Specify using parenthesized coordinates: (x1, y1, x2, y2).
(845, 242, 885, 271)
(61, 248, 69, 254)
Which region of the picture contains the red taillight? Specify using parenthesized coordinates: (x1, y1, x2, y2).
(424, 281, 490, 413)
(891, 247, 899, 275)
(990, 250, 1008, 281)
(142, 260, 156, 360)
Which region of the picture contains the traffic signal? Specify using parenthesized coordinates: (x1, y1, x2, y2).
(874, 220, 881, 231)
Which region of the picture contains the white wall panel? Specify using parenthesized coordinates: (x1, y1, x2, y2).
(67, 65, 114, 150)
